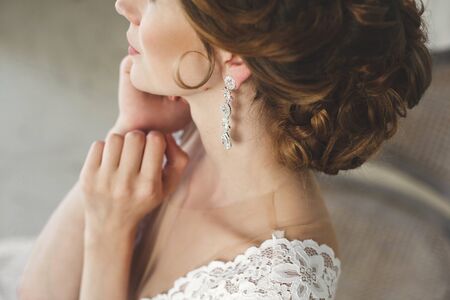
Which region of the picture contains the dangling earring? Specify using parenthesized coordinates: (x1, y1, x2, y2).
(221, 75, 237, 150)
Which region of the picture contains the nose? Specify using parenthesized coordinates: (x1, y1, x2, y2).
(115, 0, 141, 26)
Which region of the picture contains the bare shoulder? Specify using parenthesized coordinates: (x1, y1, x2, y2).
(271, 170, 341, 259)
(282, 217, 340, 259)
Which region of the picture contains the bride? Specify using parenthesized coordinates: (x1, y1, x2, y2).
(17, 0, 432, 299)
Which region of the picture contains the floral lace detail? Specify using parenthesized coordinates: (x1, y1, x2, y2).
(141, 230, 341, 300)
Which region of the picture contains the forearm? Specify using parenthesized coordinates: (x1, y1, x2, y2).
(80, 227, 135, 300)
(18, 127, 125, 300)
(18, 181, 85, 300)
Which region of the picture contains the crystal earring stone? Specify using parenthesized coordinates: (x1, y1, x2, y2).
(224, 75, 237, 91)
(220, 102, 231, 118)
(221, 75, 236, 150)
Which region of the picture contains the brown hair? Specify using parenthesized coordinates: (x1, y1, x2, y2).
(175, 0, 432, 175)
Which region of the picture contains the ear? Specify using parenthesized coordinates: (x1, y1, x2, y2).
(217, 49, 252, 90)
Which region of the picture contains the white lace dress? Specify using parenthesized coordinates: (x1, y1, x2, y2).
(140, 229, 341, 300)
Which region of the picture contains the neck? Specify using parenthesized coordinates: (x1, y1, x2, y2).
(182, 83, 301, 206)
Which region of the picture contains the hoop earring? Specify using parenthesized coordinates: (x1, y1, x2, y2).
(173, 50, 215, 90)
(221, 75, 237, 150)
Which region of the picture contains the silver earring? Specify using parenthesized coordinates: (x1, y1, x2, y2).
(221, 75, 236, 150)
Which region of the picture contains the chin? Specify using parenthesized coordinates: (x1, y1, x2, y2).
(129, 65, 188, 103)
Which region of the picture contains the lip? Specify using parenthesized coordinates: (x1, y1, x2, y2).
(126, 34, 140, 55)
(128, 45, 140, 55)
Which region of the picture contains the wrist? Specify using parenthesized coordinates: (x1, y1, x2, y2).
(84, 223, 137, 250)
(81, 223, 135, 300)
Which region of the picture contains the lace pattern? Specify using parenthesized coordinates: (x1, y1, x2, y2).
(141, 230, 341, 300)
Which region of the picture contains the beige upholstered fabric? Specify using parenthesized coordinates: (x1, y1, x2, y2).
(319, 176, 450, 299)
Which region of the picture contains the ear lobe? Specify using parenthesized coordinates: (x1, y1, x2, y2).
(227, 60, 252, 90)
(217, 49, 252, 89)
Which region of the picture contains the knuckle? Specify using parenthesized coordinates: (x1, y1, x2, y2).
(120, 55, 131, 70)
(78, 175, 97, 196)
(107, 133, 124, 142)
(126, 130, 146, 141)
(141, 182, 159, 199)
(90, 140, 105, 151)
(135, 188, 153, 202)
(147, 131, 165, 146)
(176, 153, 190, 169)
(93, 140, 104, 146)
(124, 131, 146, 149)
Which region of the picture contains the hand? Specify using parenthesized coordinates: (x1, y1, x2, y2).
(112, 55, 192, 135)
(79, 130, 189, 239)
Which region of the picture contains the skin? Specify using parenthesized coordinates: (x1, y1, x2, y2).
(78, 0, 331, 296)
(79, 130, 189, 300)
(78, 0, 298, 296)
(115, 0, 298, 207)
(17, 55, 192, 300)
(18, 0, 338, 299)
(112, 54, 193, 135)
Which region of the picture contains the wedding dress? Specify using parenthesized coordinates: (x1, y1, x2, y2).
(127, 121, 341, 300)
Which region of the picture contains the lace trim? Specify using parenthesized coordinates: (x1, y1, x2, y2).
(141, 230, 341, 300)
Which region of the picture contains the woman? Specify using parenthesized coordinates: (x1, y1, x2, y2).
(18, 0, 432, 299)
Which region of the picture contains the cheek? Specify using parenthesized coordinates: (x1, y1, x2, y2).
(133, 20, 173, 92)
(141, 21, 173, 70)
(138, 16, 213, 94)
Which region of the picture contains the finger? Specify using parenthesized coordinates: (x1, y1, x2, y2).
(118, 130, 146, 176)
(120, 55, 133, 76)
(140, 131, 167, 182)
(80, 140, 104, 178)
(118, 55, 147, 100)
(118, 55, 133, 94)
(119, 55, 135, 92)
(101, 132, 124, 173)
(162, 133, 190, 196)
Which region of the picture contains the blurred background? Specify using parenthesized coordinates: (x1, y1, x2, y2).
(0, 0, 449, 299)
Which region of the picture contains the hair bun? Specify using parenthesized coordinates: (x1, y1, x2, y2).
(179, 0, 433, 175)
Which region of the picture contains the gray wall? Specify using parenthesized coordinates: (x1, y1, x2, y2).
(423, 0, 450, 51)
(0, 0, 128, 238)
